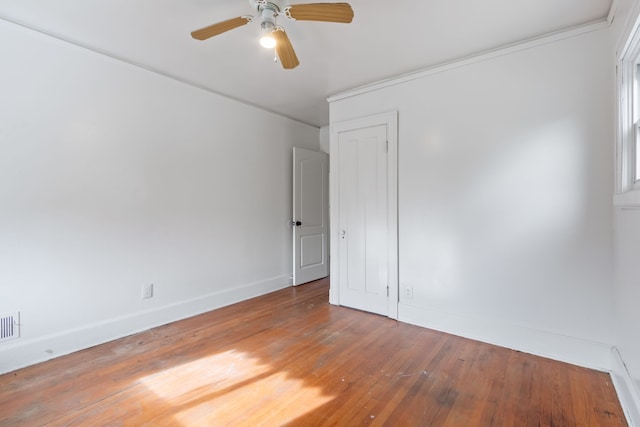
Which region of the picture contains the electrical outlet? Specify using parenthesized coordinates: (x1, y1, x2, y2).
(404, 287, 413, 299)
(142, 283, 154, 299)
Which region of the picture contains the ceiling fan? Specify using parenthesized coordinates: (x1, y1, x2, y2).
(191, 1, 354, 70)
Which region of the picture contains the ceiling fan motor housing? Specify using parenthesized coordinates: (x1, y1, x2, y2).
(261, 8, 277, 30)
(250, 0, 284, 30)
(250, 0, 284, 13)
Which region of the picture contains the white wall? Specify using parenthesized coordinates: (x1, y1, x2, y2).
(0, 19, 319, 373)
(610, 0, 640, 423)
(330, 26, 614, 370)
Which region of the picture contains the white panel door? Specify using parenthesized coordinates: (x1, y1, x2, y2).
(293, 147, 329, 286)
(337, 124, 389, 315)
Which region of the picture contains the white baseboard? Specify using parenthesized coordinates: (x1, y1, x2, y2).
(611, 347, 640, 426)
(398, 302, 612, 372)
(0, 275, 291, 374)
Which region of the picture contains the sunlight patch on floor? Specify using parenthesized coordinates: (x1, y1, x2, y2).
(140, 350, 270, 402)
(173, 371, 334, 425)
(140, 350, 335, 425)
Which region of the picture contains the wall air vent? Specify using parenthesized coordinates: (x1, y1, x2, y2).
(0, 312, 20, 342)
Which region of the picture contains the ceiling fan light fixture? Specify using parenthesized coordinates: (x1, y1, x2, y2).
(260, 36, 276, 48)
(259, 7, 277, 49)
(260, 32, 276, 48)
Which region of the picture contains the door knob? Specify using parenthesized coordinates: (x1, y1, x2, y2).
(291, 220, 302, 227)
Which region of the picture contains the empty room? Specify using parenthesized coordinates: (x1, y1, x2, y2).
(1, 0, 639, 425)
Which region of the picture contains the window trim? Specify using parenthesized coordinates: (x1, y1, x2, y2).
(615, 14, 640, 207)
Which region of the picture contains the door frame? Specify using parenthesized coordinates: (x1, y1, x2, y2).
(329, 111, 399, 319)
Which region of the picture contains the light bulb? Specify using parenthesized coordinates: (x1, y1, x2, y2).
(260, 35, 276, 49)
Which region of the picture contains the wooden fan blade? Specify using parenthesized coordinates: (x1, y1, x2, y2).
(285, 3, 353, 23)
(191, 16, 252, 40)
(272, 28, 300, 70)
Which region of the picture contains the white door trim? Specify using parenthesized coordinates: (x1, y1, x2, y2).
(329, 111, 398, 319)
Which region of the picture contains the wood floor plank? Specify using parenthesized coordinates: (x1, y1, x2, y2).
(0, 278, 627, 426)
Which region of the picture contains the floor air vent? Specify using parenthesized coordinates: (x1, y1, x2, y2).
(0, 312, 20, 342)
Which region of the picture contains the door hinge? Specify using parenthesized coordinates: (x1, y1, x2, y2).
(385, 140, 389, 153)
(386, 285, 389, 297)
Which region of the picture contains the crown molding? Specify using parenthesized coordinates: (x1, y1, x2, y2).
(328, 19, 609, 104)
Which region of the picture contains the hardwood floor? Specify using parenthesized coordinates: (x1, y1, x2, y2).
(0, 278, 626, 426)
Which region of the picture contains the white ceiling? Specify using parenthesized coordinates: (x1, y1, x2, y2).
(0, 0, 613, 127)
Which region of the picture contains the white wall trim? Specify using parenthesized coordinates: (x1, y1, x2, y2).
(0, 16, 319, 130)
(609, 0, 619, 25)
(0, 275, 291, 375)
(328, 20, 608, 104)
(611, 347, 640, 426)
(398, 303, 613, 372)
(615, 0, 640, 59)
